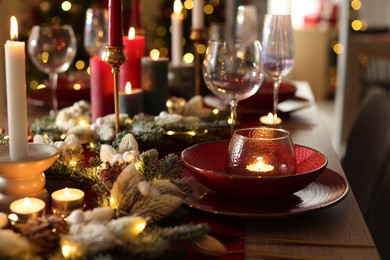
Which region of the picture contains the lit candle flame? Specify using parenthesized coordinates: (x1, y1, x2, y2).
(125, 82, 132, 94)
(151, 50, 160, 61)
(246, 156, 275, 173)
(10, 16, 18, 40)
(23, 197, 31, 209)
(173, 0, 182, 14)
(64, 187, 70, 199)
(128, 27, 135, 40)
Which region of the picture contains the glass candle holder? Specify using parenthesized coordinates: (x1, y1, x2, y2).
(226, 127, 296, 176)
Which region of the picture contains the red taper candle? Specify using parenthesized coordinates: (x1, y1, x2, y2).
(108, 0, 123, 46)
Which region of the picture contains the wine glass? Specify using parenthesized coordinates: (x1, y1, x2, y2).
(28, 24, 77, 114)
(84, 8, 108, 57)
(203, 36, 264, 135)
(261, 14, 295, 124)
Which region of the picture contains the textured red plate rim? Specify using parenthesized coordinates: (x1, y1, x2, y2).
(177, 168, 349, 218)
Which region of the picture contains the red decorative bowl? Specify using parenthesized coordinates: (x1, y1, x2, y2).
(181, 140, 328, 201)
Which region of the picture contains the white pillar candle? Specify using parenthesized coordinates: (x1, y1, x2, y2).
(51, 188, 85, 216)
(192, 0, 204, 30)
(4, 16, 28, 161)
(171, 0, 183, 66)
(9, 197, 45, 223)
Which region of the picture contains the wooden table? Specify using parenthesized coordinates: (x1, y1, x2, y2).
(242, 81, 379, 259)
(0, 82, 379, 259)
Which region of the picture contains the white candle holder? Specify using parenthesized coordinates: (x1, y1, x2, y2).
(0, 143, 59, 213)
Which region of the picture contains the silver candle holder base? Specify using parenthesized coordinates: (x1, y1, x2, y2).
(0, 143, 59, 213)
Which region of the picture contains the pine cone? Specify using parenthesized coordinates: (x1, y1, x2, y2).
(21, 214, 69, 253)
(99, 161, 126, 189)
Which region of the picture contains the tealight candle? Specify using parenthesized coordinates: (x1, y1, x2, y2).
(51, 188, 85, 216)
(246, 156, 275, 173)
(260, 113, 282, 126)
(119, 81, 144, 117)
(9, 197, 45, 223)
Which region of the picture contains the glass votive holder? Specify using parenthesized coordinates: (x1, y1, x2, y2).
(226, 127, 296, 176)
(51, 188, 85, 217)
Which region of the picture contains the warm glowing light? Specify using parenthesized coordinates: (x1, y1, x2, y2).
(150, 49, 160, 60)
(78, 118, 89, 127)
(133, 220, 146, 234)
(166, 130, 175, 135)
(37, 84, 46, 89)
(24, 197, 31, 208)
(75, 60, 85, 70)
(61, 1, 72, 11)
(8, 213, 18, 222)
(10, 16, 18, 40)
(212, 108, 219, 115)
(246, 156, 275, 173)
(29, 80, 38, 89)
(196, 44, 206, 54)
(351, 20, 362, 31)
(128, 27, 135, 40)
(204, 4, 214, 14)
(62, 245, 71, 258)
(125, 82, 132, 94)
(64, 187, 70, 199)
(183, 53, 194, 63)
(351, 0, 361, 10)
(73, 84, 81, 90)
(60, 134, 66, 139)
(333, 42, 344, 55)
(109, 197, 117, 207)
(69, 161, 77, 167)
(174, 0, 183, 14)
(260, 113, 282, 125)
(41, 52, 49, 63)
(227, 118, 233, 125)
(166, 99, 173, 108)
(184, 0, 194, 9)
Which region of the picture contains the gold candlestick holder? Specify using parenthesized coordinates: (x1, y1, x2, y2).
(104, 46, 127, 134)
(190, 28, 206, 96)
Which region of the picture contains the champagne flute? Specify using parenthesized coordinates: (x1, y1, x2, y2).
(203, 36, 264, 135)
(261, 14, 295, 124)
(84, 8, 108, 57)
(28, 24, 77, 114)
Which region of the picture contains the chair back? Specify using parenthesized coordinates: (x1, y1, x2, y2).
(342, 91, 390, 218)
(367, 162, 390, 260)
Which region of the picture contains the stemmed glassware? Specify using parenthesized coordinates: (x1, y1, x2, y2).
(28, 24, 77, 114)
(84, 8, 108, 57)
(203, 34, 264, 135)
(261, 14, 295, 124)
